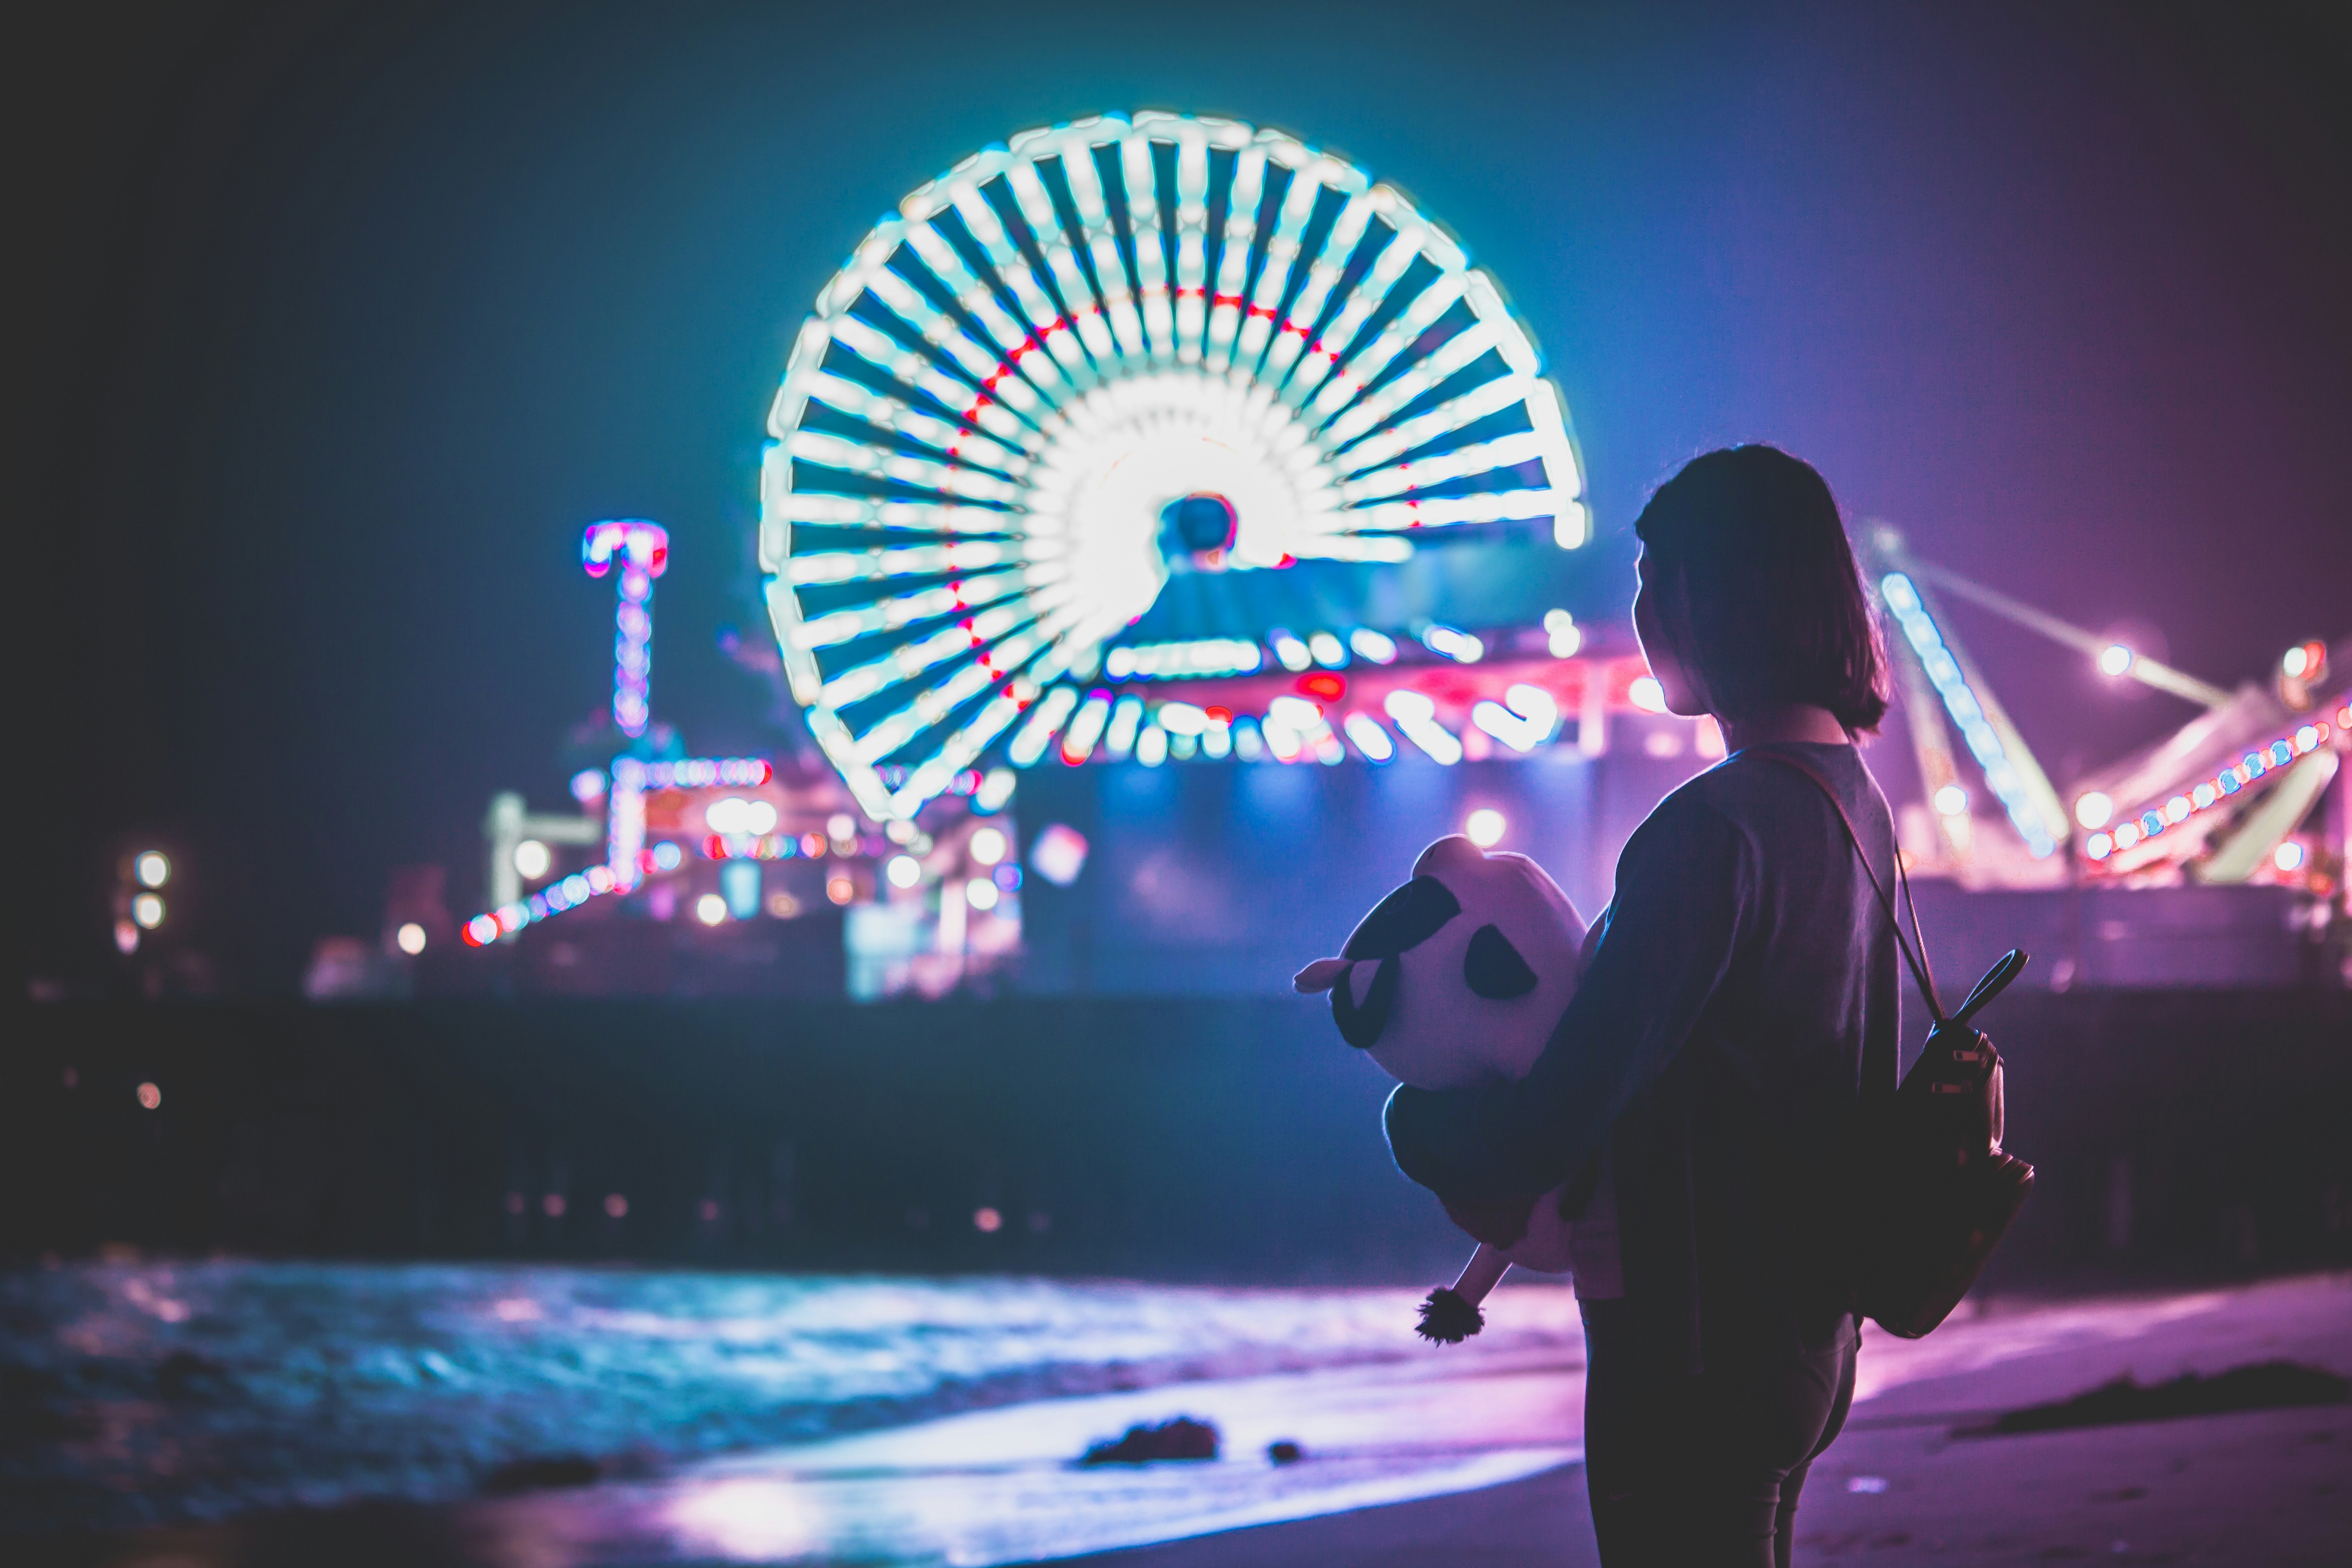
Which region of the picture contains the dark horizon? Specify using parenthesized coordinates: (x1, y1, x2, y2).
(22, 0, 2352, 994)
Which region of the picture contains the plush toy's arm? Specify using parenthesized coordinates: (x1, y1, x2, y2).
(1417, 1244, 1510, 1344)
(1438, 1191, 1537, 1249)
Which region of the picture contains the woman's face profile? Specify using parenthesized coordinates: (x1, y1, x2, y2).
(1632, 551, 1710, 717)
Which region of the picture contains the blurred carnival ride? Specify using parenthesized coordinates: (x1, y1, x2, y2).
(757, 111, 1592, 822)
(440, 110, 2342, 999)
(1868, 527, 2345, 903)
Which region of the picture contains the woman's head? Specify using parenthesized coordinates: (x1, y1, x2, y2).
(1630, 445, 1889, 733)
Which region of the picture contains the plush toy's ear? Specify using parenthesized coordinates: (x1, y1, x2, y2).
(1294, 957, 1350, 994)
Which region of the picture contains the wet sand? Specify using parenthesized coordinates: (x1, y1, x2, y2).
(1047, 1274, 2352, 1567)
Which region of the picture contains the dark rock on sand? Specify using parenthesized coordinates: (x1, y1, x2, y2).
(1081, 1417, 1220, 1465)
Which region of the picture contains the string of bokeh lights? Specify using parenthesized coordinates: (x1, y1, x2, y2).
(453, 619, 1619, 945)
(2080, 705, 2346, 864)
(461, 757, 773, 945)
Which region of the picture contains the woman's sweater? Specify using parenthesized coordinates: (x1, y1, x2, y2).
(1385, 742, 1903, 1375)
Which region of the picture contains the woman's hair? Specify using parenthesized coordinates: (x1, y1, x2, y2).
(1633, 444, 1889, 733)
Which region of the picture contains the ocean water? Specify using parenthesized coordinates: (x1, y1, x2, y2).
(0, 1260, 1584, 1535)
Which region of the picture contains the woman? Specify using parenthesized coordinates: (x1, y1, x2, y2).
(1385, 444, 1900, 1567)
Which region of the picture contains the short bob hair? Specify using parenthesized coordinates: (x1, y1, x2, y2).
(1633, 445, 1889, 733)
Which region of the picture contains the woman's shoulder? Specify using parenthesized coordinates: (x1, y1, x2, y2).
(1624, 767, 1754, 862)
(1662, 744, 1864, 830)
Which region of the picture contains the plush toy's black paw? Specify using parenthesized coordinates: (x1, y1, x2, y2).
(1416, 1288, 1485, 1345)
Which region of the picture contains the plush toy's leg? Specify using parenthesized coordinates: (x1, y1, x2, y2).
(1416, 1244, 1510, 1344)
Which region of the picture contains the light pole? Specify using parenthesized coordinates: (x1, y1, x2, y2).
(581, 520, 668, 738)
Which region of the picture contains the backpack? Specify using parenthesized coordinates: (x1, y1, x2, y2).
(1759, 749, 2035, 1339)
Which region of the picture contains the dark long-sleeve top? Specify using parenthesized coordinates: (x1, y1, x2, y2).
(1385, 742, 1903, 1374)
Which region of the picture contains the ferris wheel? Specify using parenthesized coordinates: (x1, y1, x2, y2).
(760, 111, 1585, 819)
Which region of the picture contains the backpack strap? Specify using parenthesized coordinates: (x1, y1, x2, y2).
(1748, 748, 1945, 1027)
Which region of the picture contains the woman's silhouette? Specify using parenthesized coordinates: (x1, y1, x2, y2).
(1387, 445, 1898, 1567)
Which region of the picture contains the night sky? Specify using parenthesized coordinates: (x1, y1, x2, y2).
(24, 1, 2351, 993)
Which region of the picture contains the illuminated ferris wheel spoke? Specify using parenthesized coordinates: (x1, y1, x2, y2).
(1056, 140, 1149, 363)
(898, 221, 1030, 348)
(1338, 429, 1549, 503)
(1299, 271, 1469, 428)
(1006, 685, 1083, 767)
(786, 539, 1042, 588)
(860, 267, 1047, 418)
(1167, 132, 1213, 365)
(1287, 534, 1417, 563)
(1331, 372, 1540, 475)
(893, 690, 1031, 809)
(795, 568, 1036, 652)
(1231, 159, 1323, 372)
(1002, 161, 1120, 370)
(1282, 221, 1436, 411)
(822, 602, 1052, 717)
(1258, 193, 1380, 394)
(821, 317, 1038, 450)
(764, 113, 1585, 816)
(893, 704, 1020, 811)
(942, 184, 1092, 388)
(1203, 147, 1268, 373)
(853, 290, 1050, 433)
(1345, 487, 1564, 532)
(768, 490, 1025, 536)
(1110, 134, 1176, 367)
(802, 372, 1033, 478)
(784, 430, 1025, 507)
(911, 220, 1091, 414)
(850, 619, 1074, 766)
(1318, 318, 1507, 453)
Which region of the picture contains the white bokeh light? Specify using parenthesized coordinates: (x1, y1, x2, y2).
(760, 112, 1586, 818)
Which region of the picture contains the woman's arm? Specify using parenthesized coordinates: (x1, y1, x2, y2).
(1385, 792, 1752, 1227)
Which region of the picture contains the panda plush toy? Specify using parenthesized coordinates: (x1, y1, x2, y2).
(1294, 833, 1591, 1343)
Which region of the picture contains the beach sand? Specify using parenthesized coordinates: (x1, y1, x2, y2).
(1046, 1273, 2352, 1567)
(24, 1274, 2349, 1566)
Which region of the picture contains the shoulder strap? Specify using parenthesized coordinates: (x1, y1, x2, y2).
(1748, 749, 1945, 1026)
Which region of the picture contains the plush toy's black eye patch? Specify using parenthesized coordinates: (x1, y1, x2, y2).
(1330, 957, 1399, 1048)
(1341, 877, 1462, 960)
(1463, 924, 1538, 999)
